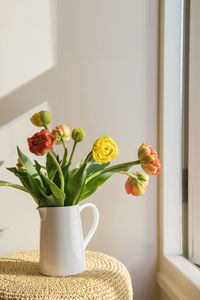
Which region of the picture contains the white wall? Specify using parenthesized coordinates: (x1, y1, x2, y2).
(0, 1, 158, 299)
(0, 0, 57, 98)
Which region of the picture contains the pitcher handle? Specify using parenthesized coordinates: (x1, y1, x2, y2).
(79, 203, 99, 250)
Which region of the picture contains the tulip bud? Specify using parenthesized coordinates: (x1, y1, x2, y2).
(138, 143, 162, 175)
(16, 159, 26, 172)
(125, 172, 149, 196)
(30, 111, 51, 127)
(72, 128, 85, 142)
(52, 125, 71, 145)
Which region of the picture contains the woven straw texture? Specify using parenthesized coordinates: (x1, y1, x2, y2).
(0, 250, 133, 300)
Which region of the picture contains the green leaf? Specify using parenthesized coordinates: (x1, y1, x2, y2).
(37, 190, 61, 207)
(46, 152, 55, 177)
(77, 161, 140, 202)
(33, 161, 51, 196)
(40, 172, 65, 206)
(7, 166, 47, 204)
(17, 147, 43, 189)
(75, 158, 85, 169)
(73, 157, 109, 177)
(46, 149, 60, 176)
(16, 147, 47, 204)
(6, 168, 45, 205)
(27, 173, 43, 200)
(46, 150, 66, 181)
(39, 196, 59, 207)
(48, 166, 57, 180)
(34, 160, 42, 173)
(7, 167, 31, 190)
(67, 157, 109, 204)
(48, 157, 70, 187)
(67, 164, 87, 205)
(85, 157, 109, 177)
(85, 161, 139, 184)
(77, 172, 112, 202)
(0, 180, 39, 205)
(68, 159, 84, 180)
(63, 165, 70, 182)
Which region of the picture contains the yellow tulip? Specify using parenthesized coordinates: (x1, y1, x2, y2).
(92, 136, 118, 163)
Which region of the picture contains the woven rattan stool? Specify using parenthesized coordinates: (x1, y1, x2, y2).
(0, 250, 133, 299)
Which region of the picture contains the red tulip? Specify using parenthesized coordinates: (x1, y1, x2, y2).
(125, 172, 149, 196)
(28, 129, 56, 156)
(138, 143, 162, 175)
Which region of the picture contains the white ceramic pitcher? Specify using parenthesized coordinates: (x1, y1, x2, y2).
(37, 203, 99, 276)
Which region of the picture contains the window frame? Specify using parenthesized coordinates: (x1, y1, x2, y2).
(187, 0, 200, 267)
(157, 0, 200, 298)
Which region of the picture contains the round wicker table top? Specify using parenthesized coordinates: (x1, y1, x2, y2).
(0, 250, 133, 300)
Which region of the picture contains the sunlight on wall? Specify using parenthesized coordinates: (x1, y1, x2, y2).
(0, 102, 50, 256)
(0, 0, 57, 98)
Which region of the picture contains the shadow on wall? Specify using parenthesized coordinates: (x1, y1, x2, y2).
(0, 0, 57, 127)
(0, 70, 55, 128)
(0, 0, 58, 256)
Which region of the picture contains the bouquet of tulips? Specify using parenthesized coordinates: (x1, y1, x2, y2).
(0, 111, 162, 207)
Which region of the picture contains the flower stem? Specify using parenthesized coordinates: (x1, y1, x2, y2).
(61, 137, 69, 164)
(84, 151, 92, 164)
(49, 150, 65, 192)
(56, 131, 67, 152)
(102, 160, 140, 173)
(86, 160, 141, 183)
(120, 171, 138, 180)
(0, 181, 39, 205)
(43, 125, 55, 152)
(68, 141, 77, 164)
(61, 137, 66, 150)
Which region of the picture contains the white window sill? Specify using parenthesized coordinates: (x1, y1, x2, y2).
(157, 255, 200, 300)
(166, 255, 200, 290)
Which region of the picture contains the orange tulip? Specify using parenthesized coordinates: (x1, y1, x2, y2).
(125, 172, 149, 196)
(138, 143, 162, 175)
(52, 125, 71, 145)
